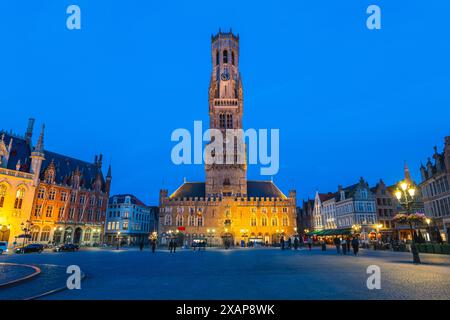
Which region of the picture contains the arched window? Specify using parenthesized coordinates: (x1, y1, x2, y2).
(219, 113, 226, 128)
(250, 215, 257, 227)
(216, 50, 219, 65)
(261, 215, 268, 227)
(231, 51, 235, 65)
(282, 215, 289, 227)
(271, 216, 278, 227)
(84, 228, 92, 242)
(176, 214, 183, 226)
(31, 226, 40, 242)
(14, 187, 25, 209)
(48, 189, 56, 200)
(0, 184, 7, 208)
(223, 178, 230, 186)
(40, 226, 51, 242)
(189, 215, 195, 226)
(37, 187, 45, 199)
(164, 214, 172, 226)
(223, 50, 228, 64)
(226, 114, 233, 128)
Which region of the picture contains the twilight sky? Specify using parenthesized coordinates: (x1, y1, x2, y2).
(1, 0, 449, 205)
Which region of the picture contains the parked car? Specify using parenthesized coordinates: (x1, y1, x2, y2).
(14, 243, 44, 254)
(53, 243, 79, 252)
(0, 241, 8, 254)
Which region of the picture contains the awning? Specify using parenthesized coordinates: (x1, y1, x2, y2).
(306, 228, 353, 237)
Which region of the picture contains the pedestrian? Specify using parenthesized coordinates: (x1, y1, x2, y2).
(151, 239, 156, 253)
(334, 237, 341, 254)
(169, 239, 173, 253)
(173, 239, 177, 253)
(307, 237, 313, 251)
(341, 238, 347, 255)
(280, 236, 285, 250)
(347, 237, 351, 253)
(287, 238, 292, 249)
(352, 237, 359, 256)
(321, 239, 327, 251)
(139, 239, 144, 252)
(293, 237, 299, 250)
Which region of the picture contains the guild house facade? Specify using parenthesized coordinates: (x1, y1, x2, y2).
(159, 30, 297, 246)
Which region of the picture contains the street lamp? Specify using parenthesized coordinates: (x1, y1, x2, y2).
(394, 180, 421, 264)
(425, 218, 432, 242)
(116, 231, 121, 250)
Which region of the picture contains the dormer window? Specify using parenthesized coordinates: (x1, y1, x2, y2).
(340, 191, 345, 201)
(125, 196, 131, 204)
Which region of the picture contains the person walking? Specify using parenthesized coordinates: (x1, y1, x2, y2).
(334, 237, 341, 254)
(347, 237, 351, 253)
(307, 237, 313, 251)
(151, 239, 156, 253)
(173, 239, 177, 253)
(341, 238, 347, 255)
(280, 236, 285, 250)
(352, 237, 360, 256)
(287, 238, 292, 250)
(169, 239, 173, 253)
(293, 237, 299, 250)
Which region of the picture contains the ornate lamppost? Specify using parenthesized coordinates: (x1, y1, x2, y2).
(393, 180, 424, 264)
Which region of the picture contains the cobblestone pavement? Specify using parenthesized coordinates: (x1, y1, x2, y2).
(1, 247, 449, 300)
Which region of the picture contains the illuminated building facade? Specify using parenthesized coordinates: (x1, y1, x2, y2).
(159, 30, 297, 246)
(0, 121, 38, 249)
(1, 119, 111, 248)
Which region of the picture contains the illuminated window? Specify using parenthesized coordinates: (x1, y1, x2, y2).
(60, 192, 67, 202)
(164, 214, 172, 226)
(48, 189, 56, 200)
(14, 187, 25, 209)
(261, 215, 268, 227)
(84, 228, 92, 241)
(0, 184, 6, 208)
(176, 214, 183, 226)
(45, 205, 53, 218)
(271, 216, 278, 227)
(40, 226, 51, 242)
(34, 204, 42, 217)
(250, 215, 257, 227)
(37, 188, 45, 199)
(282, 215, 289, 227)
(31, 226, 40, 242)
(58, 207, 65, 219)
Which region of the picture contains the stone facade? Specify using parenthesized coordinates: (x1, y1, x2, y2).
(419, 137, 450, 243)
(159, 30, 297, 246)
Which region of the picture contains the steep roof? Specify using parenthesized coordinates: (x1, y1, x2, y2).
(169, 180, 287, 199)
(110, 194, 147, 206)
(1, 132, 33, 173)
(42, 150, 106, 191)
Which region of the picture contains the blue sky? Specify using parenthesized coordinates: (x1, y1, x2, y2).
(1, 0, 449, 205)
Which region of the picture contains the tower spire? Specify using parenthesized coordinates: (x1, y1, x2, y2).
(36, 124, 45, 152)
(404, 161, 412, 183)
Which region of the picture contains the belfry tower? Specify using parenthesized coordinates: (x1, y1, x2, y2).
(205, 30, 247, 197)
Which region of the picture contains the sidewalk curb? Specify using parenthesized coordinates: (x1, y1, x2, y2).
(0, 263, 41, 289)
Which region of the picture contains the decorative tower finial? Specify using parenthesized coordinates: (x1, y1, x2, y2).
(36, 124, 45, 152)
(404, 161, 412, 183)
(25, 118, 35, 145)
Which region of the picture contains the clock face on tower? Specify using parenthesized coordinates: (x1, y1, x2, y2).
(221, 72, 230, 81)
